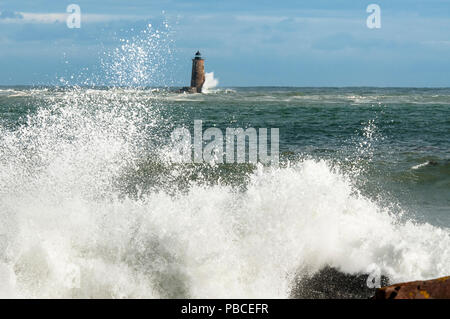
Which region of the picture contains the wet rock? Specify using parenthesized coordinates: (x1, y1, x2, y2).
(292, 266, 389, 299)
(374, 276, 450, 299)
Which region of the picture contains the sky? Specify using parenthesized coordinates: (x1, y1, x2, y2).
(0, 0, 449, 87)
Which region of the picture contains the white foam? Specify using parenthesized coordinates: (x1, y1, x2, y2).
(411, 161, 430, 170)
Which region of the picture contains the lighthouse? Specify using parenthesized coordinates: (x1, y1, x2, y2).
(191, 51, 205, 93)
(180, 51, 205, 93)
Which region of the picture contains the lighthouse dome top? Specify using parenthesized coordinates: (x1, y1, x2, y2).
(193, 51, 203, 60)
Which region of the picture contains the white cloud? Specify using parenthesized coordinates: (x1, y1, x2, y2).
(0, 12, 149, 24)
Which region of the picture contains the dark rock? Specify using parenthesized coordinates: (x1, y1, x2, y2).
(178, 86, 199, 94)
(291, 266, 389, 299)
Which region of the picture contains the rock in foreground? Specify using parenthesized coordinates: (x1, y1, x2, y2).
(375, 276, 450, 299)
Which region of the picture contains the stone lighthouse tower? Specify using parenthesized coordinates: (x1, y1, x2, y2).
(190, 51, 205, 93)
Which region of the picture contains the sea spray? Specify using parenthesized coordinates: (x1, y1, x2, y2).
(101, 22, 175, 87)
(202, 72, 219, 93)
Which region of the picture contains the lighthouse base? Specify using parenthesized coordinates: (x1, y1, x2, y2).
(178, 86, 202, 94)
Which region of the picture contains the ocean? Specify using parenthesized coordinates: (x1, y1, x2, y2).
(0, 85, 448, 298)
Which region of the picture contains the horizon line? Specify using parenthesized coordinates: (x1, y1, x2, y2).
(1, 85, 450, 89)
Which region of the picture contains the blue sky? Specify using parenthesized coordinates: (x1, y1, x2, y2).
(0, 0, 449, 86)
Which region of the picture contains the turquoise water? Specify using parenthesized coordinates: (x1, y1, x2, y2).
(0, 86, 449, 298)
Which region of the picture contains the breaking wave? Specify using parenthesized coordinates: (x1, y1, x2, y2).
(202, 72, 219, 93)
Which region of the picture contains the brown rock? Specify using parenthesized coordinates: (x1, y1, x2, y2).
(375, 276, 450, 299)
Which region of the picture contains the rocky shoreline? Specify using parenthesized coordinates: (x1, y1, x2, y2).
(291, 267, 450, 299)
(374, 276, 450, 299)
